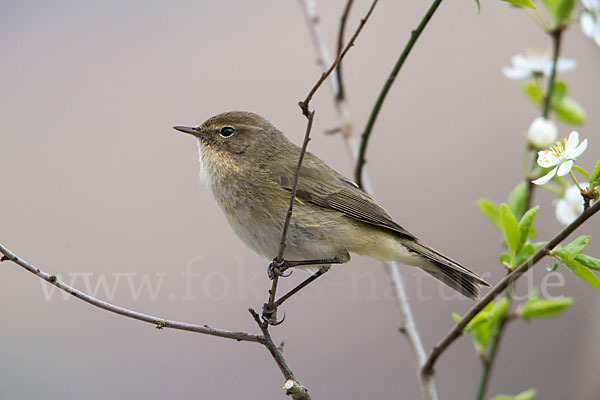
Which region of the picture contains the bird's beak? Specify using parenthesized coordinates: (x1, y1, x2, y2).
(173, 125, 203, 137)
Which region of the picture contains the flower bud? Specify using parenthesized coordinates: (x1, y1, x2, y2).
(527, 117, 558, 149)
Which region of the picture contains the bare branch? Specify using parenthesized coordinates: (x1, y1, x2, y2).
(0, 244, 262, 343)
(284, 379, 312, 400)
(297, 2, 438, 399)
(0, 244, 314, 397)
(422, 199, 600, 376)
(298, 0, 378, 117)
(264, 111, 315, 322)
(276, 111, 315, 264)
(249, 309, 312, 400)
(354, 0, 445, 187)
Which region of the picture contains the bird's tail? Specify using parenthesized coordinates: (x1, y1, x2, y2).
(400, 239, 490, 300)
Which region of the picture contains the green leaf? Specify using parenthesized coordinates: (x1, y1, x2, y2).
(546, 258, 559, 271)
(515, 243, 537, 267)
(478, 199, 501, 229)
(474, 0, 481, 12)
(555, 0, 576, 23)
(554, 96, 586, 125)
(519, 297, 574, 322)
(590, 159, 600, 188)
(572, 165, 590, 181)
(453, 310, 489, 332)
(524, 82, 543, 108)
(518, 206, 539, 250)
(500, 204, 521, 257)
(554, 235, 590, 261)
(562, 258, 600, 290)
(552, 80, 567, 102)
(493, 389, 537, 400)
(575, 254, 600, 271)
(508, 182, 529, 218)
(542, 0, 575, 23)
(516, 390, 537, 400)
(488, 297, 509, 327)
(502, 0, 537, 9)
(500, 252, 511, 268)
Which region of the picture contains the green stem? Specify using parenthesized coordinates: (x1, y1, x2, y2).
(475, 287, 513, 400)
(525, 28, 563, 211)
(354, 0, 444, 187)
(569, 171, 583, 191)
(542, 29, 563, 119)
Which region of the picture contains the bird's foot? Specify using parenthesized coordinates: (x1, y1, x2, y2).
(262, 303, 286, 326)
(267, 259, 292, 279)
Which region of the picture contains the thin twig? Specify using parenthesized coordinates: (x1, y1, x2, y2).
(298, 0, 379, 117)
(276, 112, 315, 264)
(249, 309, 311, 399)
(267, 0, 378, 318)
(0, 244, 312, 398)
(0, 244, 261, 342)
(250, 309, 296, 381)
(297, 2, 438, 399)
(354, 0, 444, 187)
(422, 199, 600, 376)
(264, 111, 315, 319)
(335, 0, 354, 101)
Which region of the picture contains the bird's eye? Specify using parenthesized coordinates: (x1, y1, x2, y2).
(220, 126, 235, 138)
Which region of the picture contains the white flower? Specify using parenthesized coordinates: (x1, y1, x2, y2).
(556, 183, 587, 225)
(581, 0, 600, 47)
(503, 52, 576, 79)
(532, 131, 588, 185)
(527, 117, 558, 149)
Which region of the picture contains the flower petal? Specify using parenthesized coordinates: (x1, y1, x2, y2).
(532, 167, 558, 185)
(581, 12, 596, 37)
(528, 117, 558, 149)
(555, 199, 577, 225)
(568, 138, 588, 159)
(511, 55, 530, 69)
(557, 160, 574, 176)
(537, 150, 560, 168)
(564, 131, 580, 154)
(556, 58, 577, 74)
(503, 66, 529, 80)
(594, 24, 600, 47)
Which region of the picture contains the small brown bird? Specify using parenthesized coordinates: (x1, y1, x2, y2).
(174, 111, 489, 299)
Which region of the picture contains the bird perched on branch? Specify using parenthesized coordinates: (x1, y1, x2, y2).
(174, 111, 489, 300)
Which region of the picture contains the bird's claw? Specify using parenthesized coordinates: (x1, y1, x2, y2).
(262, 309, 286, 326)
(267, 259, 292, 279)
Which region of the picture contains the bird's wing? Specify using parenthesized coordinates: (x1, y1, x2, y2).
(271, 153, 417, 240)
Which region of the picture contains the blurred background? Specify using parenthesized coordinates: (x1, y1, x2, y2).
(1, 0, 599, 399)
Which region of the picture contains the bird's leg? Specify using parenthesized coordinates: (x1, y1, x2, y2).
(262, 264, 334, 325)
(267, 257, 342, 279)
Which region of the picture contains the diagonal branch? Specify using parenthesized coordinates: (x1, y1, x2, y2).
(265, 0, 379, 320)
(0, 244, 262, 342)
(0, 243, 312, 399)
(354, 0, 445, 187)
(298, 0, 378, 117)
(422, 198, 600, 376)
(264, 111, 315, 320)
(297, 1, 438, 399)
